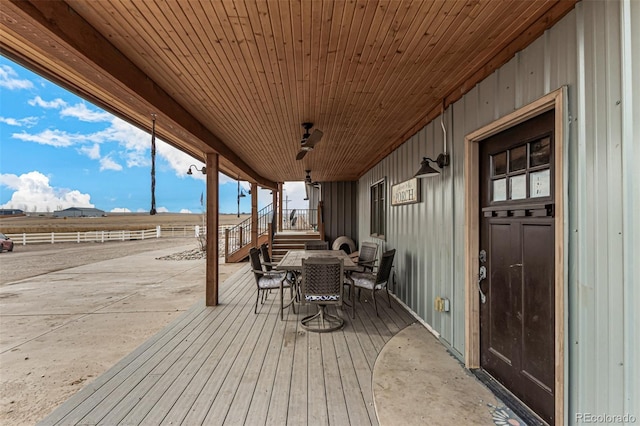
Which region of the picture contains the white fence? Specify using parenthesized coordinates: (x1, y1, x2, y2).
(5, 225, 236, 254)
(6, 227, 162, 245)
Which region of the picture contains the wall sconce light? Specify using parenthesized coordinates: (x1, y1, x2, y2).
(414, 153, 450, 178)
(186, 165, 206, 175)
(237, 178, 250, 217)
(415, 104, 451, 178)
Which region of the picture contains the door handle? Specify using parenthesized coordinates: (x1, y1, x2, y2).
(478, 265, 487, 304)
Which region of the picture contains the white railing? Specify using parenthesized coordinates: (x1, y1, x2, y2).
(6, 227, 161, 245)
(5, 225, 235, 255)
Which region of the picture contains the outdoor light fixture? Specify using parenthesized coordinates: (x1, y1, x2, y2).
(237, 178, 250, 218)
(414, 104, 450, 178)
(186, 165, 206, 175)
(414, 153, 450, 178)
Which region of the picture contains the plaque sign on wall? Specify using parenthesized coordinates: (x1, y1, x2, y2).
(391, 177, 421, 206)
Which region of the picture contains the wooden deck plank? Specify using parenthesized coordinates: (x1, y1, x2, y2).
(332, 327, 375, 425)
(320, 332, 350, 426)
(224, 293, 285, 425)
(307, 327, 328, 424)
(264, 305, 299, 426)
(202, 289, 282, 426)
(287, 304, 310, 425)
(126, 273, 257, 424)
(156, 275, 261, 425)
(177, 293, 263, 424)
(91, 275, 255, 425)
(39, 266, 420, 426)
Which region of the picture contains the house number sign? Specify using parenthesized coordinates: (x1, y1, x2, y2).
(391, 177, 421, 206)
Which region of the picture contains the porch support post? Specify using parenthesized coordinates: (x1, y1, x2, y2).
(205, 153, 219, 306)
(272, 186, 278, 234)
(251, 182, 258, 248)
(278, 183, 283, 232)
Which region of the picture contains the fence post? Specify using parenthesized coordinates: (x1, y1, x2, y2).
(101, 231, 105, 243)
(195, 225, 200, 238)
(77, 232, 80, 243)
(156, 225, 161, 239)
(51, 232, 54, 244)
(22, 233, 26, 245)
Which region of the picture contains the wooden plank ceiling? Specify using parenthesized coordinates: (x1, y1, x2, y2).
(0, 0, 577, 186)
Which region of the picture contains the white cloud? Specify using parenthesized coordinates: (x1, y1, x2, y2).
(0, 171, 93, 212)
(28, 95, 67, 109)
(157, 206, 169, 213)
(79, 143, 101, 160)
(283, 181, 308, 208)
(12, 128, 79, 147)
(111, 207, 132, 213)
(179, 208, 193, 214)
(0, 65, 34, 90)
(0, 116, 38, 127)
(99, 156, 123, 171)
(61, 103, 112, 122)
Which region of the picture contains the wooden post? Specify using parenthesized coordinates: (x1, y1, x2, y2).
(278, 182, 283, 232)
(267, 223, 273, 257)
(272, 186, 278, 236)
(318, 200, 325, 240)
(251, 182, 258, 248)
(205, 153, 219, 306)
(224, 228, 229, 263)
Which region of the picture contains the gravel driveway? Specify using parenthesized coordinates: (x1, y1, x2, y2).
(0, 238, 195, 286)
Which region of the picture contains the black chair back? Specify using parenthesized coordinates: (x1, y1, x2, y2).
(376, 249, 396, 285)
(260, 243, 273, 271)
(305, 240, 328, 250)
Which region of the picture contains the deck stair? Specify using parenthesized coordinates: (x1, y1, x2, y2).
(270, 231, 322, 262)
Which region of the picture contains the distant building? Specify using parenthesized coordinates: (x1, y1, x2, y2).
(0, 209, 25, 216)
(53, 207, 105, 218)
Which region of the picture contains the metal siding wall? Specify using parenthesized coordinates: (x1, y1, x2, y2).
(622, 0, 640, 416)
(321, 181, 358, 247)
(357, 1, 638, 420)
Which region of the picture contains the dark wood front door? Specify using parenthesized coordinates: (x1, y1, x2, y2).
(479, 110, 555, 424)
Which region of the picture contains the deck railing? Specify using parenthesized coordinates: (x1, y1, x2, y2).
(224, 204, 273, 256)
(281, 208, 318, 231)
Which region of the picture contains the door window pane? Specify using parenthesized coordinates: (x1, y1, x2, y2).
(530, 169, 551, 198)
(492, 178, 507, 202)
(492, 152, 507, 176)
(510, 145, 526, 172)
(510, 174, 526, 200)
(530, 137, 551, 167)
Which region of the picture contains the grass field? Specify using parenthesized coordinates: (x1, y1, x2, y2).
(0, 213, 251, 233)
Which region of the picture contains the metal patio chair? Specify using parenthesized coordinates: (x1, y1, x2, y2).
(349, 249, 396, 317)
(300, 256, 345, 332)
(249, 247, 295, 320)
(304, 240, 328, 250)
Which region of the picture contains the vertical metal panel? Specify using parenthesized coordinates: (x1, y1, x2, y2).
(353, 0, 638, 421)
(622, 0, 640, 416)
(321, 181, 358, 247)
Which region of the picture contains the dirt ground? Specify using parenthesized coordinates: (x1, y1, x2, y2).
(0, 238, 246, 425)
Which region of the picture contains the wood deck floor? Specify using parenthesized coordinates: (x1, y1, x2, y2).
(39, 265, 416, 426)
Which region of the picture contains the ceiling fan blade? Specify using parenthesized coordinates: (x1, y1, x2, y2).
(301, 129, 323, 148)
(296, 149, 308, 160)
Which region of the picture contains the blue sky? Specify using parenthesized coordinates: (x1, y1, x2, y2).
(0, 56, 307, 214)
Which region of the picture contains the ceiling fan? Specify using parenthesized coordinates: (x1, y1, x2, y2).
(296, 122, 323, 160)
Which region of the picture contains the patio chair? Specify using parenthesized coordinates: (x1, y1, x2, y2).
(249, 247, 295, 320)
(305, 240, 328, 250)
(349, 249, 396, 317)
(300, 257, 345, 332)
(350, 241, 378, 272)
(259, 243, 276, 271)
